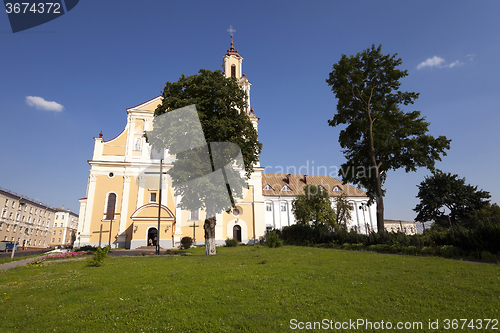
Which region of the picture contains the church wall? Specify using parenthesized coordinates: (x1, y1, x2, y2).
(88, 175, 123, 245)
(124, 176, 139, 244)
(102, 129, 128, 156)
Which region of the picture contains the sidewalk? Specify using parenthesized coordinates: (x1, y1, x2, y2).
(0, 257, 38, 271)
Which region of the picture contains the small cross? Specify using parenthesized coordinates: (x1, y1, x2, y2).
(227, 25, 236, 36)
(93, 224, 109, 248)
(189, 222, 200, 242)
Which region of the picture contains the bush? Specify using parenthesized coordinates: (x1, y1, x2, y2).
(74, 245, 98, 252)
(180, 236, 193, 249)
(87, 245, 110, 267)
(225, 238, 238, 247)
(266, 230, 283, 248)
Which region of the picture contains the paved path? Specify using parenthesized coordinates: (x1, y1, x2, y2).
(0, 249, 171, 271)
(0, 257, 39, 271)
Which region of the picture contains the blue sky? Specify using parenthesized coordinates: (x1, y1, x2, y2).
(1, 0, 499, 221)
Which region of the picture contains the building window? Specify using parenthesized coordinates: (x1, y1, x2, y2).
(231, 64, 236, 77)
(190, 210, 199, 221)
(0, 222, 2, 231)
(232, 208, 240, 216)
(53, 230, 56, 235)
(1, 208, 7, 218)
(4, 199, 8, 206)
(12, 201, 15, 208)
(52, 238, 55, 242)
(280, 202, 287, 212)
(59, 230, 62, 235)
(105, 193, 117, 220)
(266, 203, 272, 212)
(281, 185, 291, 191)
(263, 184, 273, 190)
(150, 192, 157, 203)
(56, 215, 58, 219)
(58, 238, 61, 243)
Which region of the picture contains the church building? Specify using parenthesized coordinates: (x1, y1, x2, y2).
(76, 36, 375, 249)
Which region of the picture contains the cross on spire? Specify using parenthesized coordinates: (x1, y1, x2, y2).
(225, 25, 239, 56)
(227, 25, 236, 35)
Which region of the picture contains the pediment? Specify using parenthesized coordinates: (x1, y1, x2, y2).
(126, 96, 163, 113)
(131, 203, 174, 221)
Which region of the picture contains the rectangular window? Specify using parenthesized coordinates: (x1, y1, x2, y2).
(59, 230, 62, 235)
(52, 238, 55, 242)
(56, 215, 58, 219)
(266, 203, 272, 212)
(150, 192, 157, 203)
(190, 210, 199, 220)
(53, 231, 56, 235)
(4, 199, 8, 206)
(280, 202, 287, 212)
(58, 238, 61, 243)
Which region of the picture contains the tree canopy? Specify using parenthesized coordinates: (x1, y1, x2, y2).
(147, 69, 262, 255)
(326, 44, 451, 233)
(414, 171, 491, 230)
(292, 185, 337, 229)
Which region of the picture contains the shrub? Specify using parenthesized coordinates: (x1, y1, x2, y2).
(87, 245, 110, 267)
(225, 238, 238, 247)
(180, 236, 193, 249)
(266, 230, 283, 248)
(74, 245, 98, 252)
(403, 246, 419, 256)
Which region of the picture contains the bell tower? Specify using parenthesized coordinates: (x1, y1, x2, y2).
(222, 27, 252, 116)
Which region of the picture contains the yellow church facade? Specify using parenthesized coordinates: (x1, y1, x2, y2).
(76, 37, 266, 249)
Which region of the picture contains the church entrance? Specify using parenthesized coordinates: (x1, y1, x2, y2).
(233, 225, 241, 242)
(148, 228, 158, 247)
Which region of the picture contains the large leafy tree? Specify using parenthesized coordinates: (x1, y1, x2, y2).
(414, 171, 491, 230)
(148, 69, 262, 255)
(292, 185, 337, 229)
(326, 44, 451, 233)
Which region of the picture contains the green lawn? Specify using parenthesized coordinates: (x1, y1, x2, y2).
(0, 246, 499, 332)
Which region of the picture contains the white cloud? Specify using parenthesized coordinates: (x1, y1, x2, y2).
(416, 56, 445, 70)
(465, 54, 476, 61)
(444, 60, 463, 68)
(26, 96, 64, 112)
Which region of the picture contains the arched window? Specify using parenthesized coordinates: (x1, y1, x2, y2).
(231, 64, 236, 77)
(105, 193, 117, 220)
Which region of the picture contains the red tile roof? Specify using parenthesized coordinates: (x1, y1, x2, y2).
(261, 174, 367, 197)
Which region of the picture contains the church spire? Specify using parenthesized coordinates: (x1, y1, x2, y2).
(225, 25, 240, 57)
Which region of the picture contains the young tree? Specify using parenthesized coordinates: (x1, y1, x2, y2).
(292, 185, 337, 229)
(148, 69, 262, 255)
(333, 192, 352, 230)
(414, 171, 491, 230)
(326, 44, 451, 233)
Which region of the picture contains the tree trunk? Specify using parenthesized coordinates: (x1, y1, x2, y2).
(376, 192, 384, 234)
(204, 216, 217, 255)
(365, 97, 385, 235)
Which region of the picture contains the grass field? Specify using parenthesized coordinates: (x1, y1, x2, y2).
(0, 246, 499, 332)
